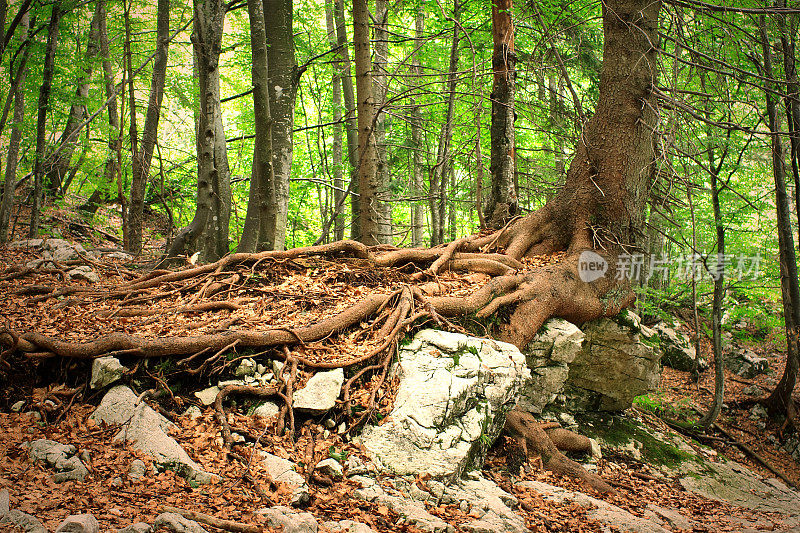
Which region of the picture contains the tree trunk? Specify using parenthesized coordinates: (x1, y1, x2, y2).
(759, 15, 800, 419)
(430, 1, 460, 246)
(164, 0, 228, 263)
(410, 8, 425, 247)
(30, 1, 60, 238)
(79, 0, 120, 217)
(259, 0, 296, 251)
(239, 0, 276, 253)
(325, 0, 345, 242)
(485, 0, 518, 229)
(353, 0, 380, 245)
(43, 0, 102, 196)
(126, 0, 170, 254)
(372, 0, 391, 243)
(0, 10, 28, 243)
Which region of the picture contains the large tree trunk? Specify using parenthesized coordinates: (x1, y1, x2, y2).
(325, 0, 345, 242)
(410, 8, 425, 247)
(239, 0, 276, 253)
(259, 0, 297, 252)
(0, 10, 29, 243)
(126, 0, 170, 254)
(484, 0, 518, 229)
(759, 15, 800, 420)
(164, 0, 228, 263)
(353, 0, 381, 245)
(30, 1, 61, 238)
(372, 0, 391, 244)
(79, 0, 120, 217)
(430, 1, 460, 246)
(332, 0, 360, 241)
(43, 0, 102, 196)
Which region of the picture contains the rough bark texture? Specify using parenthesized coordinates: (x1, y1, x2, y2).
(430, 2, 460, 246)
(0, 11, 28, 243)
(353, 0, 381, 245)
(372, 0, 392, 244)
(239, 0, 277, 253)
(760, 15, 800, 419)
(126, 0, 170, 254)
(30, 1, 60, 238)
(410, 9, 425, 247)
(260, 0, 297, 252)
(43, 0, 102, 196)
(79, 0, 119, 217)
(164, 0, 227, 263)
(325, 0, 345, 242)
(485, 0, 518, 229)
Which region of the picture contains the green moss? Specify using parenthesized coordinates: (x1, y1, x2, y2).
(576, 412, 695, 468)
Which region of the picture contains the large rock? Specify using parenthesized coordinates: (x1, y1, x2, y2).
(360, 329, 530, 481)
(259, 452, 310, 506)
(90, 386, 217, 484)
(292, 368, 344, 414)
(22, 439, 89, 483)
(0, 509, 48, 533)
(517, 319, 584, 414)
(55, 514, 100, 533)
(653, 323, 706, 372)
(725, 348, 770, 378)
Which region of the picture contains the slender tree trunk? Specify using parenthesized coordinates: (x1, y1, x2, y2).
(0, 11, 28, 243)
(410, 7, 425, 247)
(30, 1, 60, 238)
(126, 0, 170, 254)
(44, 0, 102, 196)
(485, 0, 518, 228)
(79, 0, 119, 216)
(760, 15, 800, 419)
(372, 0, 391, 243)
(325, 0, 345, 242)
(239, 0, 276, 253)
(353, 0, 380, 245)
(430, 2, 460, 245)
(164, 0, 227, 263)
(258, 0, 296, 251)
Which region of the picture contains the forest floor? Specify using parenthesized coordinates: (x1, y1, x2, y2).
(0, 205, 799, 532)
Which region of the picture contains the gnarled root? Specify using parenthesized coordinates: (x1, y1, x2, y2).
(504, 408, 614, 494)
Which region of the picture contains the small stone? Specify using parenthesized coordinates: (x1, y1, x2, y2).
(67, 266, 100, 283)
(55, 513, 100, 533)
(107, 251, 133, 261)
(235, 358, 257, 377)
(0, 488, 9, 515)
(323, 418, 336, 429)
(153, 512, 209, 533)
(184, 406, 202, 419)
(293, 368, 344, 414)
(749, 404, 768, 420)
(257, 506, 318, 533)
(316, 458, 344, 480)
(129, 459, 147, 481)
(273, 360, 285, 376)
(110, 477, 123, 488)
(253, 401, 280, 419)
(10, 400, 25, 412)
(459, 500, 470, 513)
(194, 386, 221, 406)
(90, 356, 128, 389)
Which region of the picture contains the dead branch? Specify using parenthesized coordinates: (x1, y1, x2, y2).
(161, 506, 263, 533)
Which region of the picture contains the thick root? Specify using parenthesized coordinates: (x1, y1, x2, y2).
(504, 408, 614, 494)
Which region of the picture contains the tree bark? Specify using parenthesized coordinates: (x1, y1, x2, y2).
(126, 0, 170, 254)
(79, 0, 120, 217)
(239, 0, 276, 253)
(260, 0, 297, 251)
(331, 0, 359, 241)
(0, 10, 29, 243)
(485, 0, 518, 229)
(430, 1, 460, 246)
(372, 0, 391, 243)
(164, 0, 228, 263)
(759, 15, 800, 419)
(353, 0, 381, 245)
(410, 8, 425, 247)
(30, 1, 60, 238)
(325, 0, 345, 242)
(43, 0, 102, 196)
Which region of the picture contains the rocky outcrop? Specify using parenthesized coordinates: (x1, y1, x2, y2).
(90, 386, 217, 485)
(653, 323, 706, 372)
(725, 347, 770, 378)
(360, 329, 530, 481)
(520, 312, 662, 413)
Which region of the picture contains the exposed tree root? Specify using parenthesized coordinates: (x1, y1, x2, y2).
(504, 408, 614, 494)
